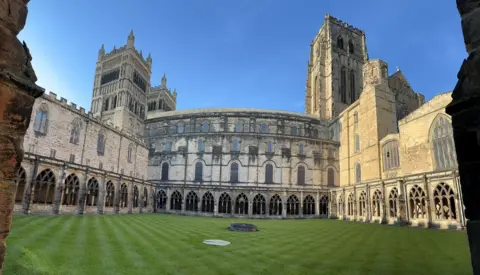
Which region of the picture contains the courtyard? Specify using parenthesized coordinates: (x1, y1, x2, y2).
(3, 214, 471, 275)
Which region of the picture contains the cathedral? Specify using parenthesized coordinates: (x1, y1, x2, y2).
(13, 14, 463, 230)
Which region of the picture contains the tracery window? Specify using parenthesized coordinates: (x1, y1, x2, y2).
(85, 178, 99, 207)
(201, 121, 210, 132)
(359, 191, 367, 216)
(105, 181, 115, 207)
(337, 36, 344, 49)
(235, 193, 248, 215)
(14, 167, 26, 203)
(186, 191, 198, 212)
(303, 195, 315, 215)
(219, 193, 232, 214)
(338, 194, 345, 216)
(143, 187, 148, 208)
(383, 140, 400, 170)
(33, 104, 48, 134)
(319, 195, 329, 215)
(431, 115, 457, 170)
(133, 186, 139, 208)
(340, 67, 347, 104)
(202, 192, 215, 213)
(350, 70, 356, 102)
(347, 193, 354, 216)
(269, 194, 283, 216)
(230, 162, 239, 183)
(195, 162, 203, 182)
(161, 163, 169, 181)
(156, 190, 167, 209)
(170, 190, 182, 211)
(177, 123, 185, 133)
(389, 188, 398, 218)
(297, 166, 306, 185)
(409, 185, 427, 219)
(265, 164, 273, 183)
(62, 174, 79, 206)
(372, 190, 382, 217)
(33, 169, 55, 204)
(349, 40, 354, 54)
(433, 183, 457, 220)
(70, 118, 82, 145)
(286, 195, 300, 215)
(120, 184, 128, 208)
(103, 98, 110, 111)
(261, 123, 269, 134)
(252, 194, 266, 215)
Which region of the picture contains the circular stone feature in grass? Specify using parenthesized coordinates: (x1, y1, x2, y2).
(203, 240, 231, 246)
(228, 223, 259, 232)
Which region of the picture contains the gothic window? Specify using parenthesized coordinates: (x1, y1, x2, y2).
(252, 194, 266, 215)
(327, 168, 335, 186)
(14, 167, 26, 204)
(105, 181, 114, 207)
(112, 95, 117, 109)
(235, 193, 248, 215)
(198, 139, 205, 152)
(340, 67, 347, 104)
(97, 132, 106, 156)
(177, 123, 185, 133)
(230, 162, 239, 183)
(297, 166, 306, 185)
(70, 118, 82, 145)
(235, 121, 243, 132)
(338, 194, 345, 216)
(100, 68, 120, 85)
(201, 192, 215, 213)
(337, 36, 344, 49)
(219, 192, 232, 214)
(170, 190, 182, 211)
(355, 163, 361, 184)
(353, 112, 358, 130)
(265, 164, 274, 183)
(33, 169, 56, 205)
(133, 71, 147, 92)
(286, 195, 300, 215)
(291, 126, 298, 136)
(127, 143, 134, 163)
(431, 115, 457, 170)
(195, 162, 203, 182)
(409, 185, 427, 219)
(269, 194, 283, 216)
(319, 195, 329, 215)
(185, 191, 199, 212)
(389, 187, 398, 218)
(85, 178, 99, 207)
(143, 187, 148, 208)
(232, 139, 239, 152)
(161, 162, 169, 181)
(267, 141, 273, 153)
(132, 186, 139, 208)
(156, 190, 167, 209)
(372, 190, 382, 217)
(354, 135, 360, 152)
(350, 70, 356, 102)
(120, 184, 128, 208)
(103, 98, 109, 111)
(61, 173, 79, 206)
(433, 183, 457, 220)
(201, 121, 210, 132)
(349, 40, 354, 54)
(33, 104, 48, 134)
(303, 195, 315, 215)
(348, 193, 355, 216)
(383, 140, 400, 170)
(299, 143, 305, 155)
(164, 141, 172, 152)
(261, 123, 269, 134)
(359, 191, 367, 216)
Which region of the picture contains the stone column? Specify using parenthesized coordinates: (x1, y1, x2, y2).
(315, 191, 320, 217)
(52, 165, 66, 215)
(299, 191, 304, 218)
(445, 1, 480, 273)
(23, 157, 38, 215)
(423, 175, 433, 227)
(248, 201, 253, 217)
(114, 178, 121, 214)
(96, 173, 106, 214)
(0, 1, 44, 271)
(76, 169, 88, 215)
(166, 188, 171, 212)
(282, 202, 287, 218)
(139, 181, 144, 214)
(381, 181, 387, 224)
(127, 182, 133, 214)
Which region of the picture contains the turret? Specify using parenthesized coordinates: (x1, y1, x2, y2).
(127, 29, 135, 49)
(161, 73, 167, 88)
(146, 53, 152, 67)
(98, 44, 105, 61)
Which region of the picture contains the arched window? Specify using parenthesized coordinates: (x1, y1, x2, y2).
(235, 121, 243, 132)
(230, 162, 239, 183)
(349, 40, 354, 54)
(85, 178, 99, 207)
(33, 104, 48, 134)
(383, 140, 400, 170)
(219, 193, 232, 214)
(201, 121, 210, 132)
(389, 187, 398, 218)
(177, 123, 185, 133)
(105, 181, 115, 207)
(355, 163, 361, 184)
(143, 187, 148, 208)
(120, 184, 128, 208)
(14, 167, 27, 203)
(195, 162, 203, 181)
(186, 191, 199, 212)
(303, 195, 315, 215)
(265, 164, 273, 183)
(133, 186, 139, 208)
(267, 141, 273, 153)
(235, 193, 248, 215)
(350, 70, 356, 102)
(327, 168, 335, 186)
(62, 173, 79, 206)
(286, 195, 300, 215)
(409, 185, 427, 219)
(161, 163, 169, 181)
(97, 132, 106, 156)
(33, 169, 56, 204)
(338, 194, 345, 216)
(156, 190, 167, 209)
(170, 190, 182, 211)
(433, 183, 457, 220)
(104, 98, 109, 111)
(112, 95, 117, 109)
(201, 192, 215, 213)
(299, 143, 305, 155)
(197, 139, 205, 152)
(261, 123, 269, 134)
(431, 115, 457, 170)
(291, 126, 298, 136)
(337, 36, 344, 49)
(340, 67, 347, 104)
(127, 143, 134, 163)
(269, 194, 282, 216)
(70, 118, 82, 145)
(354, 135, 360, 152)
(319, 195, 329, 215)
(359, 191, 367, 216)
(297, 166, 305, 185)
(252, 194, 266, 215)
(232, 139, 239, 152)
(372, 190, 382, 217)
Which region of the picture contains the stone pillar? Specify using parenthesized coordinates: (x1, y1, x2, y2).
(76, 169, 88, 215)
(248, 201, 253, 217)
(23, 158, 38, 215)
(114, 178, 121, 214)
(299, 191, 304, 218)
(139, 181, 144, 214)
(96, 174, 106, 214)
(127, 182, 133, 214)
(366, 184, 371, 222)
(381, 181, 387, 224)
(423, 175, 433, 227)
(166, 188, 171, 212)
(181, 189, 186, 213)
(52, 165, 66, 215)
(445, 1, 480, 273)
(315, 191, 320, 217)
(0, 0, 44, 270)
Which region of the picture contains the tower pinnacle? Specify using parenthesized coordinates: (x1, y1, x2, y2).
(127, 29, 135, 49)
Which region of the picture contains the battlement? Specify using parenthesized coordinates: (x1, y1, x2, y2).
(101, 45, 151, 69)
(325, 14, 364, 35)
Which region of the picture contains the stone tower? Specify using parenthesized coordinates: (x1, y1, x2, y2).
(305, 14, 369, 120)
(91, 30, 152, 137)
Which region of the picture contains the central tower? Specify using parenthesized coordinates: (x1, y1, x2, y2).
(91, 30, 152, 137)
(305, 14, 369, 120)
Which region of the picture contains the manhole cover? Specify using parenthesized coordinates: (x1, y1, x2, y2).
(203, 240, 231, 246)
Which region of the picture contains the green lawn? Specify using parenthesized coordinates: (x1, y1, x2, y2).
(3, 214, 472, 275)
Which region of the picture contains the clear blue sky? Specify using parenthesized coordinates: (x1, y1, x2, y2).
(19, 0, 465, 113)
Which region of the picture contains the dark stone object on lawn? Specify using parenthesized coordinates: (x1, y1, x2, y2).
(228, 223, 259, 232)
